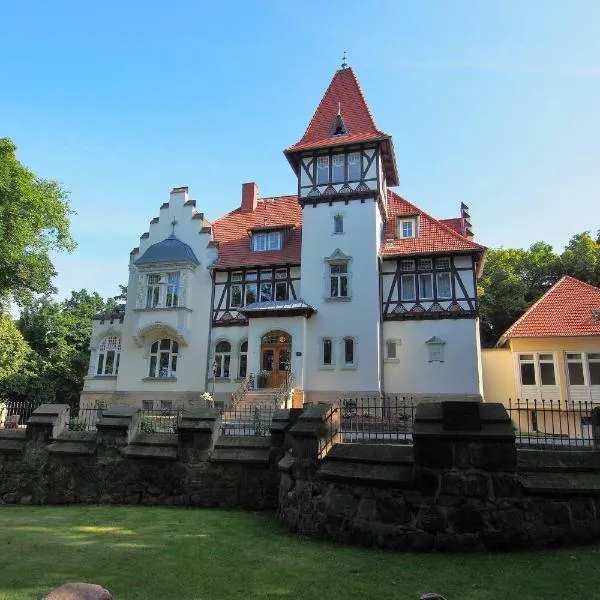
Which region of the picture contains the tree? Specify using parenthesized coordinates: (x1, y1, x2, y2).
(0, 316, 31, 381)
(0, 138, 75, 306)
(478, 243, 561, 347)
(560, 231, 600, 286)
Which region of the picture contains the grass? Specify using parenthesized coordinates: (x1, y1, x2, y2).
(0, 506, 599, 599)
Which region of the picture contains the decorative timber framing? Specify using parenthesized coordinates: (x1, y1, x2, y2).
(212, 265, 300, 327)
(381, 253, 479, 321)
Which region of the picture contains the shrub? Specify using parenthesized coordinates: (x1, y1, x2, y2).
(68, 418, 87, 431)
(140, 416, 157, 434)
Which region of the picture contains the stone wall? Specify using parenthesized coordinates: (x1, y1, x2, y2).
(277, 402, 600, 551)
(0, 404, 291, 509)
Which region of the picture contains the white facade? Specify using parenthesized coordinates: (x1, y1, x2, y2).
(81, 67, 485, 409)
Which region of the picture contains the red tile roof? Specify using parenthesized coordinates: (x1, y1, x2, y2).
(212, 196, 302, 268)
(284, 68, 399, 186)
(499, 276, 600, 344)
(381, 191, 485, 257)
(287, 68, 385, 151)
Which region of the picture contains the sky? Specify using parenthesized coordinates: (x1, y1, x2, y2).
(2, 0, 599, 302)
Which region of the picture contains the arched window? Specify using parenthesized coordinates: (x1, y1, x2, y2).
(96, 336, 121, 376)
(239, 340, 248, 378)
(148, 338, 178, 378)
(214, 341, 231, 378)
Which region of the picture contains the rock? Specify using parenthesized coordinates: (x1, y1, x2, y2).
(42, 582, 112, 600)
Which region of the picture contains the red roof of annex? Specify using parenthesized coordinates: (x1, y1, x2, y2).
(499, 276, 600, 344)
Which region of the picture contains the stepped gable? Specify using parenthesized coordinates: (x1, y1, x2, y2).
(381, 191, 485, 257)
(498, 276, 600, 344)
(212, 195, 302, 268)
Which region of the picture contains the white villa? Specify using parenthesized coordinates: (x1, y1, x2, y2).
(81, 63, 486, 410)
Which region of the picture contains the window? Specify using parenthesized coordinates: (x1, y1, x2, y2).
(148, 339, 178, 379)
(566, 353, 600, 386)
(343, 337, 355, 366)
(436, 272, 452, 299)
(239, 340, 248, 378)
(418, 273, 433, 300)
(275, 268, 288, 301)
(333, 214, 344, 234)
(397, 218, 417, 239)
(214, 341, 231, 378)
(538, 353, 556, 385)
(317, 156, 329, 185)
(347, 152, 360, 181)
(332, 154, 345, 183)
(436, 257, 451, 269)
(142, 400, 153, 411)
(146, 274, 161, 308)
(144, 272, 181, 308)
(96, 336, 121, 376)
(230, 272, 242, 307)
(518, 353, 556, 387)
(252, 231, 282, 252)
(400, 260, 415, 272)
(245, 271, 257, 305)
(418, 259, 432, 270)
(161, 400, 173, 412)
(385, 339, 400, 361)
(566, 353, 585, 386)
(322, 338, 333, 366)
(400, 274, 416, 301)
(330, 263, 348, 298)
(260, 282, 272, 302)
(519, 354, 536, 386)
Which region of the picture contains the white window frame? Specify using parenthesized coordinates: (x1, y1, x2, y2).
(436, 272, 452, 300)
(400, 260, 415, 271)
(418, 273, 434, 300)
(347, 152, 361, 181)
(565, 352, 600, 387)
(384, 338, 401, 363)
(148, 338, 179, 379)
(332, 154, 345, 183)
(329, 262, 349, 299)
(143, 271, 182, 309)
(436, 257, 451, 270)
(518, 353, 557, 387)
(252, 231, 282, 252)
(316, 156, 329, 185)
(230, 272, 243, 308)
(400, 274, 416, 301)
(96, 336, 121, 376)
(418, 258, 432, 270)
(333, 214, 344, 234)
(238, 340, 248, 379)
(214, 340, 232, 379)
(397, 218, 417, 239)
(341, 336, 357, 369)
(319, 337, 335, 370)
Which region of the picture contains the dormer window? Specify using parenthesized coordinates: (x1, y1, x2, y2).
(397, 218, 418, 239)
(252, 231, 282, 252)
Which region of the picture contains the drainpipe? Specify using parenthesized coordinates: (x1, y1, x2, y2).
(205, 267, 216, 392)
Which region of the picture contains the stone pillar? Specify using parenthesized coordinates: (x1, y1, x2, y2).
(288, 404, 340, 461)
(96, 405, 140, 458)
(26, 404, 69, 447)
(592, 407, 600, 450)
(177, 407, 221, 463)
(413, 401, 517, 472)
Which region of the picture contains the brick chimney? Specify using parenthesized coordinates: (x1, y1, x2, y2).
(241, 182, 258, 212)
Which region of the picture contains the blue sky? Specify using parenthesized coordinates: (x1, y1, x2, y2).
(2, 0, 599, 301)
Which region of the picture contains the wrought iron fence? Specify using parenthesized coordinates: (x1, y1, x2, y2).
(339, 396, 417, 445)
(139, 408, 183, 434)
(67, 408, 103, 432)
(220, 405, 275, 436)
(0, 400, 39, 429)
(506, 398, 597, 450)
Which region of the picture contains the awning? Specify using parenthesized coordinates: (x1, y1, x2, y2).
(239, 299, 316, 319)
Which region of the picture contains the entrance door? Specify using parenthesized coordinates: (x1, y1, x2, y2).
(260, 330, 291, 388)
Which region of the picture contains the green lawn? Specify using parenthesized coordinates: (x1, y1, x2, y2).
(0, 506, 598, 600)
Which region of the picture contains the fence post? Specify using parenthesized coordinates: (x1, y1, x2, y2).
(592, 407, 600, 451)
(177, 406, 221, 463)
(26, 404, 69, 446)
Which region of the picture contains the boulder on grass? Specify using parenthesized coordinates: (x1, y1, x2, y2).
(42, 582, 112, 600)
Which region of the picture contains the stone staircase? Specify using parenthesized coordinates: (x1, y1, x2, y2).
(238, 388, 279, 409)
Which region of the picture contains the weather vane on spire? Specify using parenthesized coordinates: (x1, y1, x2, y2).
(170, 219, 178, 235)
(341, 51, 348, 69)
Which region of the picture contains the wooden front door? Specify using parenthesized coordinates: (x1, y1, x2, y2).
(260, 331, 292, 388)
